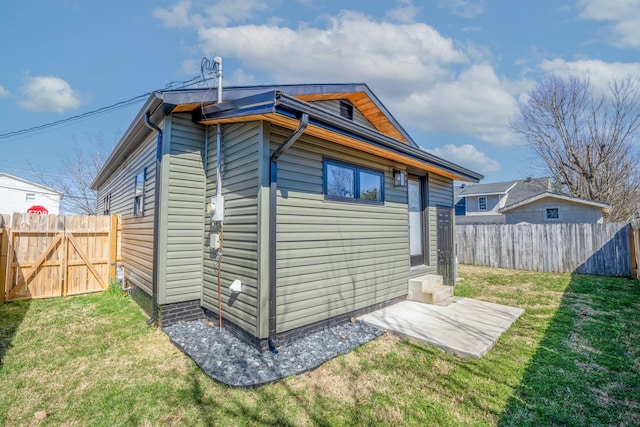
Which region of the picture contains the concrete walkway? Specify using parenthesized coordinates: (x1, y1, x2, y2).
(358, 298, 524, 358)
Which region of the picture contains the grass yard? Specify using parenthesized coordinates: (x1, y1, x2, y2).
(0, 266, 638, 426)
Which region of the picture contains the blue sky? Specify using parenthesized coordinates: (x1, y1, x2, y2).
(1, 0, 639, 187)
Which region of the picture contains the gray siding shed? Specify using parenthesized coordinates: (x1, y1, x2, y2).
(505, 198, 604, 224)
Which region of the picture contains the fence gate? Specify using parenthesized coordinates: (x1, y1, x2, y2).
(1, 213, 119, 302)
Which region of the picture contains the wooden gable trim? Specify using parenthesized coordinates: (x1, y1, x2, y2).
(295, 92, 408, 144)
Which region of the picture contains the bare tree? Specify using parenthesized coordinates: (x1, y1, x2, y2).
(30, 135, 108, 215)
(510, 76, 640, 222)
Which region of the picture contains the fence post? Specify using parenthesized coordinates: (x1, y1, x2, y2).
(630, 222, 640, 279)
(109, 214, 118, 282)
(0, 224, 6, 305)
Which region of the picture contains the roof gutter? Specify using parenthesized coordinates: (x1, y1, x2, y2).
(268, 112, 309, 352)
(143, 112, 163, 326)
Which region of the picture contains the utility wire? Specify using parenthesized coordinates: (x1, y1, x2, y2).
(0, 75, 210, 143)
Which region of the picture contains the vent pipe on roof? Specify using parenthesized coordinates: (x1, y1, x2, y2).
(214, 56, 222, 104)
(214, 57, 223, 199)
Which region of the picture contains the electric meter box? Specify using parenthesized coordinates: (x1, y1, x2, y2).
(211, 195, 225, 222)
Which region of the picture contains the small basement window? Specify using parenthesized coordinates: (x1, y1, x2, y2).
(133, 169, 146, 217)
(340, 100, 354, 120)
(545, 206, 560, 221)
(103, 193, 111, 215)
(478, 196, 487, 211)
(324, 160, 383, 203)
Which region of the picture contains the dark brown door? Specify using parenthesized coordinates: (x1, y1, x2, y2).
(437, 207, 454, 285)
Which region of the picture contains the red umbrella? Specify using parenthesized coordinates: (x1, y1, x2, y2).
(27, 205, 48, 214)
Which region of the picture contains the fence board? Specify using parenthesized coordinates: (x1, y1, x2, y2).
(1, 213, 121, 302)
(0, 218, 7, 305)
(630, 221, 640, 278)
(456, 223, 632, 276)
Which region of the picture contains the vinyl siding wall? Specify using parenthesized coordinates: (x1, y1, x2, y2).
(271, 125, 412, 333)
(466, 194, 501, 213)
(96, 129, 158, 294)
(202, 122, 261, 336)
(310, 100, 376, 130)
(505, 199, 604, 224)
(161, 114, 206, 305)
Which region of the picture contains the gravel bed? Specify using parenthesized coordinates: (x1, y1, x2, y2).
(164, 320, 383, 388)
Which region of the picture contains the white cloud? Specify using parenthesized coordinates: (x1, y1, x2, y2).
(156, 3, 530, 146)
(197, 11, 468, 96)
(578, 0, 640, 47)
(438, 0, 484, 18)
(539, 58, 640, 94)
(395, 64, 525, 146)
(19, 76, 83, 113)
(204, 0, 268, 27)
(0, 85, 9, 97)
(386, 0, 420, 24)
(153, 0, 194, 28)
(426, 144, 500, 174)
(153, 0, 268, 28)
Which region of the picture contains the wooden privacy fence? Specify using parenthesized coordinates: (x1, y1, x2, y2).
(0, 213, 121, 304)
(630, 220, 640, 278)
(456, 223, 632, 277)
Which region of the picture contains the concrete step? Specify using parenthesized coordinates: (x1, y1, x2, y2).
(408, 274, 452, 304)
(408, 274, 443, 293)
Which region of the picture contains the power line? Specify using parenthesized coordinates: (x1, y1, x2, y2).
(0, 75, 210, 143)
(0, 93, 150, 142)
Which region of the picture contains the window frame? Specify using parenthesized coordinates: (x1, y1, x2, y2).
(323, 159, 384, 204)
(478, 196, 487, 211)
(544, 206, 560, 221)
(409, 175, 430, 267)
(25, 192, 35, 202)
(103, 193, 111, 215)
(339, 100, 354, 120)
(133, 169, 146, 217)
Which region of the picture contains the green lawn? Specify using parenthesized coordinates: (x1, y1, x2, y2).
(1, 266, 638, 426)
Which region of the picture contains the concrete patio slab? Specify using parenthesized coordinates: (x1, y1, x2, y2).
(358, 298, 524, 358)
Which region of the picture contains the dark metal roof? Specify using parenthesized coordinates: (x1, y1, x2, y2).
(456, 180, 517, 197)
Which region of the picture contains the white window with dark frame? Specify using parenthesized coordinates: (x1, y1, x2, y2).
(25, 192, 35, 201)
(133, 169, 146, 217)
(324, 160, 384, 203)
(478, 196, 487, 211)
(544, 206, 560, 221)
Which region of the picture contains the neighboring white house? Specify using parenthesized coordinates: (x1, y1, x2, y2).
(0, 172, 63, 215)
